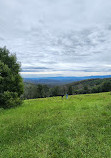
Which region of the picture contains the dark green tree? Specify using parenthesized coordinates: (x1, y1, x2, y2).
(83, 85, 90, 94)
(50, 86, 60, 97)
(0, 47, 24, 108)
(36, 84, 44, 98)
(42, 85, 49, 97)
(67, 86, 73, 95)
(101, 81, 111, 92)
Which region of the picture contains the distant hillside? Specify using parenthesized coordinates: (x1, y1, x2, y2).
(67, 77, 111, 87)
(23, 75, 111, 86)
(64, 77, 111, 94)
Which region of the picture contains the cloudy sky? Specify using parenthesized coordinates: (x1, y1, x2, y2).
(0, 0, 111, 77)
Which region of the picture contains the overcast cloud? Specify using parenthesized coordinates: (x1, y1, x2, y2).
(0, 0, 111, 77)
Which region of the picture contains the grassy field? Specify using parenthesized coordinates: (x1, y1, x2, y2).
(0, 93, 111, 158)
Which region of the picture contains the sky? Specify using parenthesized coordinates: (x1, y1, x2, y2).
(0, 0, 111, 77)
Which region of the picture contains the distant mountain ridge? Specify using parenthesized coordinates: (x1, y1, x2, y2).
(23, 75, 111, 86)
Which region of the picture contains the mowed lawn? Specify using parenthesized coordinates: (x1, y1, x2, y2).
(0, 93, 111, 158)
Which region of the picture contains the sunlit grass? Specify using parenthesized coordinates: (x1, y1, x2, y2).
(0, 93, 111, 158)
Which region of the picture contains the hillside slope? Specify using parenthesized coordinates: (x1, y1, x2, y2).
(0, 93, 111, 158)
(68, 77, 111, 87)
(63, 78, 111, 94)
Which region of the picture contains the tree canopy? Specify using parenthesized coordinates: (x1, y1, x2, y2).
(0, 47, 24, 108)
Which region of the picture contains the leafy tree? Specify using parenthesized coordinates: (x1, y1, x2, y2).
(83, 85, 90, 94)
(36, 84, 44, 98)
(50, 86, 60, 97)
(42, 85, 49, 97)
(101, 81, 111, 92)
(0, 47, 24, 108)
(67, 86, 73, 95)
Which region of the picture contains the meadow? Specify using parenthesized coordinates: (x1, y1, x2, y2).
(0, 92, 111, 158)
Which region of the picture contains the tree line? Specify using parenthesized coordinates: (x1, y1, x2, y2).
(23, 79, 111, 99)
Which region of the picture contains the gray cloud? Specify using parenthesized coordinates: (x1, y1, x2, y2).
(21, 66, 50, 72)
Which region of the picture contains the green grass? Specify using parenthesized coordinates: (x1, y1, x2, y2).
(0, 93, 111, 158)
